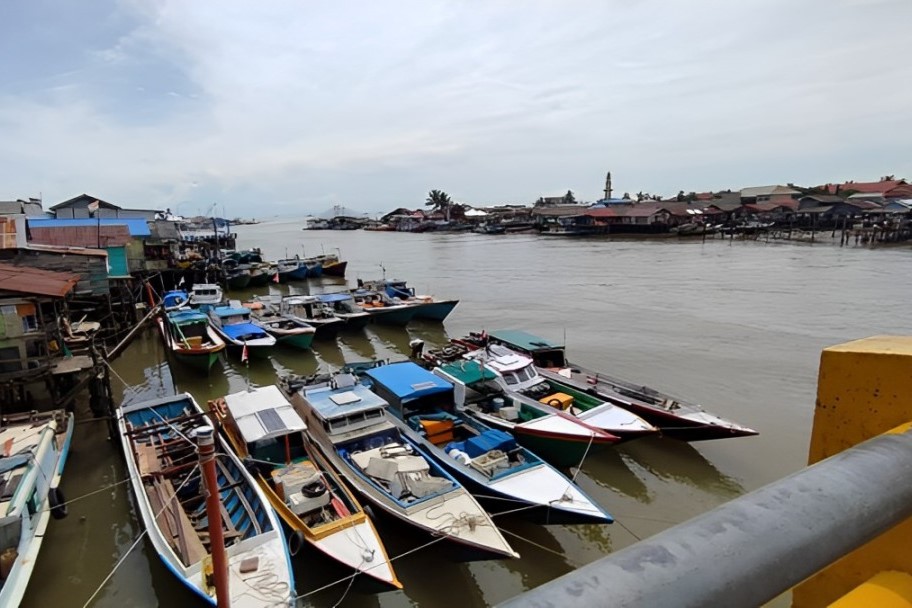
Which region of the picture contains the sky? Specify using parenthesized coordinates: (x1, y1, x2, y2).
(1, 0, 911, 217)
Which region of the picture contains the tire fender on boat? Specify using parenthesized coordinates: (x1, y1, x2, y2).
(50, 487, 68, 520)
(288, 529, 305, 557)
(547, 398, 563, 409)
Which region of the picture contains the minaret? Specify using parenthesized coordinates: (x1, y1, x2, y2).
(603, 172, 612, 200)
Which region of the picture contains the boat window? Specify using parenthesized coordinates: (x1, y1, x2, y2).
(504, 373, 518, 386)
(27, 489, 40, 516)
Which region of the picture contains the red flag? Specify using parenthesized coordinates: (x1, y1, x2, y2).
(272, 271, 280, 284)
(241, 342, 249, 363)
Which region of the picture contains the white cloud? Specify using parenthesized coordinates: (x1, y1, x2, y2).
(0, 0, 910, 213)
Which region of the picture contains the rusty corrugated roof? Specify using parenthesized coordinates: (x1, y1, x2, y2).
(29, 225, 131, 248)
(0, 261, 80, 297)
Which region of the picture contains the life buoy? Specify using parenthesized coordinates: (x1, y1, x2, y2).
(49, 487, 68, 520)
(288, 530, 305, 557)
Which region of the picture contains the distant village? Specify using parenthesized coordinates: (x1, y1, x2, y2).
(309, 174, 912, 242)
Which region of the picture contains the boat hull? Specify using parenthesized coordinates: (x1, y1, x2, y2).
(321, 260, 347, 277)
(279, 266, 309, 282)
(275, 331, 315, 350)
(339, 314, 370, 331)
(247, 270, 272, 287)
(226, 272, 251, 289)
(173, 350, 221, 371)
(411, 300, 458, 322)
(364, 307, 417, 326)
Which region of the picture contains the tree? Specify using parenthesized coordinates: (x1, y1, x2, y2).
(622, 192, 631, 200)
(426, 189, 453, 220)
(676, 190, 685, 202)
(563, 190, 576, 205)
(881, 174, 895, 181)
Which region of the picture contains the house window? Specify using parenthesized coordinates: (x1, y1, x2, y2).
(0, 346, 22, 374)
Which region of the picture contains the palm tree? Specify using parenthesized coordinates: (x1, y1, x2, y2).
(426, 189, 453, 220)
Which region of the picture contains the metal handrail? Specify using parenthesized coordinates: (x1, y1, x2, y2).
(497, 426, 912, 608)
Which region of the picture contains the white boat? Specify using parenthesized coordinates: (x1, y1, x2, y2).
(274, 295, 344, 336)
(281, 373, 519, 560)
(211, 386, 401, 588)
(363, 362, 613, 524)
(189, 283, 224, 310)
(207, 305, 276, 357)
(0, 410, 74, 606)
(118, 393, 295, 607)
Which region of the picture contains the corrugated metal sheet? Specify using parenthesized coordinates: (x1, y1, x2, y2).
(27, 217, 151, 236)
(29, 225, 131, 247)
(0, 262, 80, 297)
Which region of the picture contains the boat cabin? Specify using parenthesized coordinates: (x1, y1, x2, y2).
(489, 330, 567, 368)
(281, 296, 335, 320)
(316, 293, 362, 315)
(189, 283, 223, 308)
(364, 362, 455, 419)
(221, 387, 333, 517)
(303, 375, 390, 439)
(463, 344, 545, 392)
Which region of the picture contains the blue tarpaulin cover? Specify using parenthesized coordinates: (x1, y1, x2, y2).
(447, 429, 516, 458)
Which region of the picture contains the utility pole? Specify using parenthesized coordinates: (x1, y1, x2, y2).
(604, 172, 612, 201)
(198, 427, 230, 608)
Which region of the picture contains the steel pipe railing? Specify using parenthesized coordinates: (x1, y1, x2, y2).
(498, 427, 912, 608)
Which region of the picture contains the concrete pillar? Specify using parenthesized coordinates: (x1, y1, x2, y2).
(793, 336, 912, 607)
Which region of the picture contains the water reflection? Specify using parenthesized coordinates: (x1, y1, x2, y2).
(617, 437, 745, 498)
(579, 449, 650, 503)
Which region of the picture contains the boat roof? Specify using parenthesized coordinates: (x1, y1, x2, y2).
(490, 329, 563, 352)
(438, 360, 497, 385)
(305, 381, 390, 421)
(365, 362, 452, 401)
(167, 310, 208, 325)
(316, 293, 351, 303)
(192, 283, 221, 291)
(212, 306, 250, 317)
(464, 344, 532, 373)
(222, 323, 265, 339)
(283, 295, 318, 303)
(223, 386, 306, 443)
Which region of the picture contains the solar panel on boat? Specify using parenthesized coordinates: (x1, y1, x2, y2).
(257, 408, 286, 434)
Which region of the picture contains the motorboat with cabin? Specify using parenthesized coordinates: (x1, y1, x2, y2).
(211, 386, 400, 589)
(280, 372, 519, 560)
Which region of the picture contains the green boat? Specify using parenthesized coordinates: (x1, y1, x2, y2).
(156, 309, 226, 371)
(433, 360, 620, 467)
(248, 307, 316, 350)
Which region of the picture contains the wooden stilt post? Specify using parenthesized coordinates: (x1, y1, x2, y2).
(198, 427, 230, 608)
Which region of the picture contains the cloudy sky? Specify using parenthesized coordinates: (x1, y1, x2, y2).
(1, 0, 910, 216)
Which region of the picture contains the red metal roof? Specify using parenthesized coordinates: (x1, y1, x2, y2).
(583, 207, 621, 218)
(0, 262, 80, 297)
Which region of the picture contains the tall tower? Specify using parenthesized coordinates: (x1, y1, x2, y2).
(603, 172, 612, 201)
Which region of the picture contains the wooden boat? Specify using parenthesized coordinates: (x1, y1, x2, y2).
(429, 340, 657, 441)
(207, 305, 276, 357)
(189, 283, 224, 311)
(273, 295, 344, 336)
(486, 330, 759, 441)
(312, 252, 347, 277)
(156, 309, 226, 371)
(434, 359, 620, 467)
(118, 393, 294, 607)
(242, 302, 316, 350)
(210, 386, 401, 589)
(275, 258, 309, 282)
(280, 373, 519, 560)
(358, 279, 458, 322)
(363, 362, 612, 524)
(315, 293, 370, 330)
(0, 410, 74, 607)
(301, 257, 323, 278)
(347, 289, 418, 326)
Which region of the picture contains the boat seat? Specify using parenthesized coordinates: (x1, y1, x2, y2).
(331, 373, 357, 390)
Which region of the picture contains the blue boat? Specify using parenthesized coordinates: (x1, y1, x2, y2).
(207, 305, 276, 358)
(275, 257, 309, 282)
(284, 373, 518, 560)
(303, 258, 323, 278)
(162, 289, 190, 311)
(117, 393, 294, 607)
(362, 362, 612, 525)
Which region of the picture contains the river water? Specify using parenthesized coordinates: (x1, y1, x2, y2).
(23, 220, 912, 607)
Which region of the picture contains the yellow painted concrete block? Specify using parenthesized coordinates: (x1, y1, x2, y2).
(794, 336, 912, 608)
(829, 571, 912, 608)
